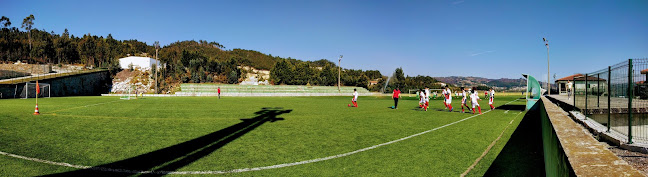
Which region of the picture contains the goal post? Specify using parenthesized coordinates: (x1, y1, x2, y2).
(20, 82, 50, 99)
(408, 89, 419, 97)
(120, 85, 136, 100)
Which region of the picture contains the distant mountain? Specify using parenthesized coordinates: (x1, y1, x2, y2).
(433, 76, 526, 89)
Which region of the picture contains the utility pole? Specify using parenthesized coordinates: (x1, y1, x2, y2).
(338, 55, 343, 92)
(154, 41, 159, 94)
(543, 37, 550, 95)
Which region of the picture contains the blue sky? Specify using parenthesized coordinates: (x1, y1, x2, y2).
(2, 0, 647, 81)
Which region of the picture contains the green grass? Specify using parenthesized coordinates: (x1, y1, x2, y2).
(0, 95, 527, 176)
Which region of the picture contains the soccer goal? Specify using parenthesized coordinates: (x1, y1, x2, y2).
(120, 86, 134, 100)
(19, 82, 50, 99)
(408, 89, 419, 97)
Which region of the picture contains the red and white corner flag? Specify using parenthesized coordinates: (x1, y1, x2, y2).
(36, 80, 40, 95)
(34, 80, 40, 115)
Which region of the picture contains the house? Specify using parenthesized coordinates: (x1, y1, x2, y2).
(555, 74, 607, 95)
(118, 56, 161, 70)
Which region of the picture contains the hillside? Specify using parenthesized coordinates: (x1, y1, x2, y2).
(434, 76, 526, 89)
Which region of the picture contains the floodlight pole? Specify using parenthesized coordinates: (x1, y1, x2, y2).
(338, 55, 342, 92)
(544, 37, 550, 95)
(154, 41, 159, 94)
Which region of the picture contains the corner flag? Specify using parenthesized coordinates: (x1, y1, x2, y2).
(36, 80, 40, 95)
(34, 80, 41, 115)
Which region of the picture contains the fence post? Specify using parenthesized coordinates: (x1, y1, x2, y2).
(608, 66, 611, 132)
(585, 74, 588, 118)
(573, 77, 576, 109)
(627, 59, 633, 144)
(598, 73, 600, 107)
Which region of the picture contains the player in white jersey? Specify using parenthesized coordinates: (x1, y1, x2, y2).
(349, 89, 358, 107)
(488, 88, 496, 110)
(461, 87, 470, 113)
(442, 88, 448, 109)
(445, 86, 453, 112)
(470, 87, 482, 114)
(424, 87, 430, 108)
(419, 89, 428, 111)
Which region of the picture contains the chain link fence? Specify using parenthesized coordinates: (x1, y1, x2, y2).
(573, 58, 648, 144)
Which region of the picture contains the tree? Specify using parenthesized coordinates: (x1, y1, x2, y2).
(0, 16, 10, 28)
(364, 70, 383, 80)
(22, 14, 35, 55)
(394, 67, 405, 81)
(318, 65, 336, 86)
(227, 70, 239, 84)
(270, 59, 294, 85)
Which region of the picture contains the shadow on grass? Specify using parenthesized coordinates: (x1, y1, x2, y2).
(495, 104, 526, 111)
(41, 107, 292, 177)
(484, 106, 545, 176)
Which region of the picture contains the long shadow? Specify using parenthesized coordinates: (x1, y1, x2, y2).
(495, 104, 526, 111)
(484, 105, 545, 176)
(42, 107, 292, 177)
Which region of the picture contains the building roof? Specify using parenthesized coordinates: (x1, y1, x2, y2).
(641, 69, 648, 74)
(555, 74, 606, 82)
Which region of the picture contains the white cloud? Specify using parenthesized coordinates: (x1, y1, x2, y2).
(470, 50, 494, 57)
(452, 0, 465, 5)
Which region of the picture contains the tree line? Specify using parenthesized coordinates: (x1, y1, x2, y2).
(0, 15, 155, 68)
(1, 14, 446, 93)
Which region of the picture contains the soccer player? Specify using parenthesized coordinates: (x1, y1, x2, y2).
(484, 91, 488, 99)
(218, 87, 221, 99)
(461, 87, 470, 113)
(350, 89, 358, 107)
(424, 87, 430, 108)
(433, 91, 437, 99)
(470, 88, 482, 115)
(445, 86, 453, 112)
(393, 88, 401, 109)
(442, 88, 448, 109)
(489, 88, 496, 110)
(419, 89, 428, 111)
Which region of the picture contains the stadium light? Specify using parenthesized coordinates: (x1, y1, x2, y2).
(338, 55, 343, 92)
(154, 41, 160, 94)
(543, 37, 550, 95)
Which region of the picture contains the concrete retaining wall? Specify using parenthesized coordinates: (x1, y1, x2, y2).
(539, 97, 644, 176)
(0, 70, 111, 98)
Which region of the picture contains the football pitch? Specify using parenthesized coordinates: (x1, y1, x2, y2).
(0, 95, 527, 176)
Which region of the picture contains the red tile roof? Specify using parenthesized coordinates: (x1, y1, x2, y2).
(555, 74, 606, 82)
(641, 69, 648, 74)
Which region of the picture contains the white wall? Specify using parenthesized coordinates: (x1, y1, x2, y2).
(119, 56, 161, 70)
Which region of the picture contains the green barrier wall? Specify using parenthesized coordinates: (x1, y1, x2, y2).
(539, 99, 577, 177)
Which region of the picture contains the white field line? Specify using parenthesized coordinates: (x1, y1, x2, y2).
(48, 100, 123, 113)
(460, 110, 524, 177)
(2, 99, 520, 175)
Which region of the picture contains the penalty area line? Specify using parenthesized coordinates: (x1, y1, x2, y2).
(49, 100, 123, 113)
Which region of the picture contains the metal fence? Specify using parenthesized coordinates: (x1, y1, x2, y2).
(573, 58, 648, 144)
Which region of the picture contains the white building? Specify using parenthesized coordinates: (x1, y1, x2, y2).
(118, 56, 161, 70)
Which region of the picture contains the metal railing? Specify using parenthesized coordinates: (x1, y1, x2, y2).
(574, 58, 648, 144)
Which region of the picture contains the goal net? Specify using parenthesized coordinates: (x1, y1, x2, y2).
(20, 82, 50, 99)
(120, 86, 134, 100)
(408, 89, 419, 97)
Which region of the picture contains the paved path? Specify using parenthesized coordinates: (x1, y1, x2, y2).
(548, 94, 648, 114)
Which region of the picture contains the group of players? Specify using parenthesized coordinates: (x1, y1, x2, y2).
(348, 86, 496, 115)
(416, 86, 496, 114)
